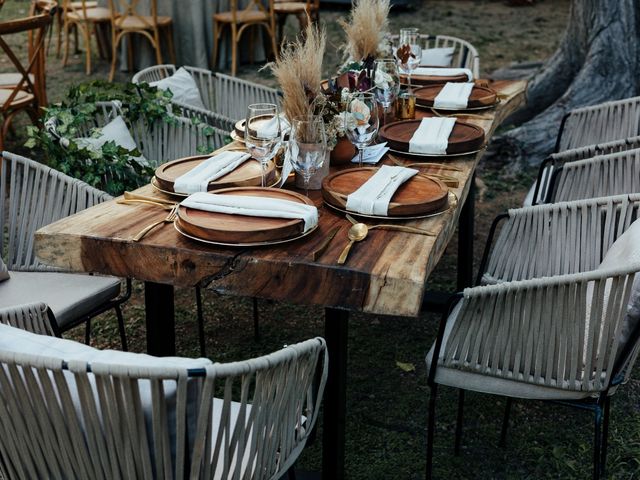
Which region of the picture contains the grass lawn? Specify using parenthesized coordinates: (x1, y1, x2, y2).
(4, 1, 640, 478)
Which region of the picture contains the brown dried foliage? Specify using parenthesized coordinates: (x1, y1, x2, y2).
(339, 0, 391, 62)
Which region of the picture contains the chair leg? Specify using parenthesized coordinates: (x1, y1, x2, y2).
(287, 466, 296, 480)
(62, 20, 71, 67)
(81, 24, 92, 75)
(114, 304, 128, 352)
(248, 25, 255, 65)
(253, 297, 260, 341)
(166, 25, 177, 65)
(211, 21, 221, 69)
(600, 396, 611, 478)
(231, 23, 238, 76)
(196, 286, 206, 357)
(593, 401, 604, 480)
(84, 318, 91, 345)
(454, 389, 464, 455)
(127, 33, 135, 72)
(426, 384, 438, 479)
(499, 397, 513, 448)
(109, 30, 121, 82)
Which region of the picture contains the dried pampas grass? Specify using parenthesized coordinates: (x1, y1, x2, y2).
(264, 24, 326, 122)
(340, 0, 391, 62)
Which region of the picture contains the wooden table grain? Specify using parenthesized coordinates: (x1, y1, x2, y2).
(35, 79, 527, 479)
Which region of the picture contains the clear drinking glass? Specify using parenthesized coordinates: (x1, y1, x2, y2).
(397, 28, 422, 92)
(373, 59, 400, 110)
(244, 103, 282, 187)
(343, 92, 379, 168)
(289, 116, 327, 196)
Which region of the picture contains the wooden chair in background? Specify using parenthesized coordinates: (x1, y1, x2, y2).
(61, 0, 112, 75)
(107, 0, 176, 81)
(212, 0, 278, 76)
(273, 0, 319, 45)
(55, 1, 96, 57)
(0, 10, 53, 150)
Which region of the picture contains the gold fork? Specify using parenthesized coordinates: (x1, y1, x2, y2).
(133, 204, 179, 242)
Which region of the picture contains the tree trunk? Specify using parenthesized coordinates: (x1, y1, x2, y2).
(486, 0, 640, 169)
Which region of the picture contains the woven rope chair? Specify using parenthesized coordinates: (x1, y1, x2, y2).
(556, 96, 640, 153)
(388, 33, 480, 78)
(444, 194, 640, 479)
(0, 302, 328, 480)
(132, 64, 282, 123)
(0, 151, 130, 348)
(525, 135, 640, 206)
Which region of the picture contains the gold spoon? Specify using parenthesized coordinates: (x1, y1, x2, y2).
(337, 223, 368, 265)
(345, 213, 434, 236)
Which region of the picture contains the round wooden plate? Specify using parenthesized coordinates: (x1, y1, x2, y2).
(154, 154, 276, 194)
(176, 187, 316, 244)
(321, 167, 449, 217)
(234, 119, 245, 138)
(414, 84, 498, 109)
(378, 119, 485, 155)
(400, 71, 469, 86)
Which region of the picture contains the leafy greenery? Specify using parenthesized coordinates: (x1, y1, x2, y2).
(25, 81, 176, 196)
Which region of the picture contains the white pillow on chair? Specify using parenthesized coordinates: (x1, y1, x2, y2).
(150, 67, 207, 111)
(421, 47, 455, 67)
(76, 115, 148, 166)
(0, 258, 9, 283)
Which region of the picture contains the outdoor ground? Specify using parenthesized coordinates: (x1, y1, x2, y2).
(5, 0, 640, 478)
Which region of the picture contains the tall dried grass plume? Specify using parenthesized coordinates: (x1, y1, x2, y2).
(340, 0, 391, 62)
(264, 24, 326, 122)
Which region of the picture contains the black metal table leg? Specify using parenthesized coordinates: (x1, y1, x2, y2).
(322, 307, 349, 480)
(144, 281, 176, 356)
(457, 173, 476, 291)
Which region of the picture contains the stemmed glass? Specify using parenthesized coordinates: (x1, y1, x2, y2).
(343, 92, 379, 168)
(373, 59, 400, 111)
(397, 28, 422, 92)
(288, 116, 327, 197)
(244, 103, 282, 187)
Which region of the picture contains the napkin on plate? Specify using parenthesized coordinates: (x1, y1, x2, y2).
(173, 151, 251, 194)
(412, 67, 474, 82)
(434, 82, 474, 110)
(255, 114, 290, 138)
(351, 142, 389, 164)
(345, 165, 418, 216)
(408, 117, 456, 155)
(181, 191, 318, 232)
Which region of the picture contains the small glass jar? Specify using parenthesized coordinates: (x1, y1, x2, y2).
(395, 92, 416, 120)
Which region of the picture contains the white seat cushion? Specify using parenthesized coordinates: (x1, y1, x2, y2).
(0, 271, 121, 330)
(150, 67, 207, 110)
(0, 72, 34, 87)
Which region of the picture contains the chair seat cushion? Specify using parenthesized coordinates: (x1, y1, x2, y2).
(118, 15, 172, 30)
(274, 2, 315, 13)
(0, 88, 34, 108)
(0, 73, 34, 88)
(214, 10, 270, 23)
(66, 7, 112, 22)
(0, 271, 121, 330)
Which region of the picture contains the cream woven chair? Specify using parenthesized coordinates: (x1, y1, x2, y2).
(0, 151, 130, 348)
(0, 301, 328, 480)
(556, 96, 640, 153)
(438, 194, 640, 479)
(132, 64, 281, 123)
(525, 136, 640, 206)
(389, 33, 480, 78)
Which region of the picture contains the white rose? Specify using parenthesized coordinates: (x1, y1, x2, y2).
(350, 99, 371, 127)
(374, 70, 394, 90)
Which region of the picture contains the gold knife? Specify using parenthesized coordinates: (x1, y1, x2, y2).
(312, 226, 341, 261)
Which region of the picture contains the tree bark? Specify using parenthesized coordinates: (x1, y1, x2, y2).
(486, 0, 640, 169)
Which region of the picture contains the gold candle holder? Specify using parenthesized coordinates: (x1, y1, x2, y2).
(395, 92, 416, 120)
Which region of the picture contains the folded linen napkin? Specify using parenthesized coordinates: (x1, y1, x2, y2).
(351, 142, 389, 164)
(181, 191, 318, 233)
(255, 114, 290, 139)
(173, 151, 251, 194)
(346, 165, 418, 216)
(413, 67, 474, 81)
(434, 82, 474, 110)
(408, 117, 456, 155)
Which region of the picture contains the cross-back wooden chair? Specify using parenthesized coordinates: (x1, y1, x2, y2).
(212, 0, 278, 76)
(61, 0, 111, 75)
(273, 0, 319, 45)
(0, 9, 54, 150)
(107, 0, 176, 81)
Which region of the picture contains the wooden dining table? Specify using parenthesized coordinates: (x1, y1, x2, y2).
(35, 78, 527, 479)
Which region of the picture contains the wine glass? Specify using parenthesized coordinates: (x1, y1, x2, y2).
(289, 116, 327, 197)
(373, 59, 400, 111)
(343, 92, 379, 168)
(397, 28, 422, 92)
(244, 103, 282, 187)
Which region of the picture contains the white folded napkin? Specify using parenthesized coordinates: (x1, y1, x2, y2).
(181, 191, 318, 232)
(351, 142, 389, 164)
(434, 82, 474, 110)
(346, 165, 418, 216)
(255, 114, 289, 138)
(173, 151, 251, 194)
(408, 117, 456, 155)
(413, 67, 473, 81)
(420, 47, 455, 67)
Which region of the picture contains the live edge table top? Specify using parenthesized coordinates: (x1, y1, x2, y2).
(35, 80, 527, 318)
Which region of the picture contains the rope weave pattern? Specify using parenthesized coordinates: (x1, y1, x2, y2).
(553, 148, 640, 203)
(0, 304, 328, 480)
(485, 194, 640, 284)
(0, 151, 111, 272)
(0, 302, 53, 335)
(132, 64, 281, 123)
(559, 97, 640, 151)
